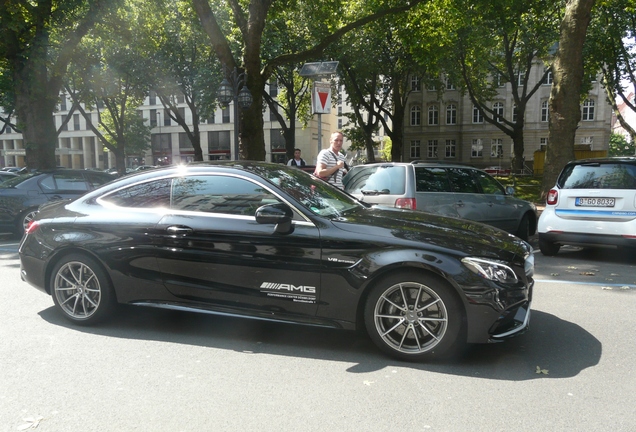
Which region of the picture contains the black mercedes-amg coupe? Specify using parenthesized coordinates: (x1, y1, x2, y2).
(19, 162, 534, 361)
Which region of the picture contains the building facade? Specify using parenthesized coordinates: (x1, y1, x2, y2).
(0, 83, 337, 170)
(403, 67, 612, 171)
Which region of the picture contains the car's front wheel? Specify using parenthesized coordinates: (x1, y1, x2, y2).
(50, 254, 116, 325)
(539, 236, 561, 256)
(364, 272, 464, 361)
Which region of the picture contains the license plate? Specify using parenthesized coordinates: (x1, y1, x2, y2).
(575, 197, 615, 207)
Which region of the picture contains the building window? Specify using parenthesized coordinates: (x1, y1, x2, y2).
(411, 75, 420, 91)
(516, 72, 526, 86)
(73, 114, 80, 131)
(163, 113, 171, 126)
(269, 80, 278, 97)
(543, 70, 553, 85)
(472, 105, 484, 123)
(270, 129, 285, 151)
(222, 106, 230, 123)
(427, 140, 438, 158)
(495, 73, 505, 87)
(338, 118, 343, 129)
(540, 137, 548, 151)
(177, 94, 185, 104)
(61, 115, 68, 131)
(582, 99, 595, 121)
(149, 91, 156, 105)
(446, 104, 457, 125)
(60, 95, 67, 111)
(580, 136, 594, 146)
(410, 140, 421, 159)
(428, 105, 439, 125)
(208, 131, 231, 151)
(445, 77, 455, 90)
(445, 140, 456, 158)
(493, 102, 504, 123)
(512, 105, 518, 122)
(179, 132, 193, 149)
(491, 139, 503, 158)
(541, 100, 549, 122)
(471, 139, 483, 157)
(410, 106, 421, 126)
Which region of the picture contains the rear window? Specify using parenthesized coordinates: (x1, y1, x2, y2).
(344, 165, 406, 194)
(558, 163, 636, 189)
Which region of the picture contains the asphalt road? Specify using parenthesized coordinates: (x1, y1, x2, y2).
(0, 236, 634, 431)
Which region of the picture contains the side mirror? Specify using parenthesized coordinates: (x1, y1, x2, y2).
(255, 203, 294, 234)
(505, 186, 515, 196)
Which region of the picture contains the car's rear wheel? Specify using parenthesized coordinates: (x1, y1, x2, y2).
(16, 208, 38, 237)
(50, 254, 115, 325)
(364, 272, 464, 361)
(539, 236, 561, 256)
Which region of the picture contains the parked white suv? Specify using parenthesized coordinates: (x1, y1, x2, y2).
(538, 157, 636, 255)
(343, 162, 537, 241)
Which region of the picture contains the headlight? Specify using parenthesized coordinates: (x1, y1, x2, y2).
(461, 257, 518, 284)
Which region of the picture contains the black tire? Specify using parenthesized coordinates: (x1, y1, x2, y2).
(515, 214, 530, 242)
(50, 253, 116, 325)
(16, 208, 38, 237)
(539, 236, 560, 256)
(364, 271, 465, 361)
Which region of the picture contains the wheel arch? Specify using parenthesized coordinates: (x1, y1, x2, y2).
(354, 263, 467, 331)
(44, 247, 116, 301)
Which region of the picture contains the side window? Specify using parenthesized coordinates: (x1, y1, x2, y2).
(171, 175, 281, 216)
(100, 179, 172, 208)
(415, 167, 450, 192)
(447, 168, 480, 193)
(85, 173, 112, 188)
(475, 171, 505, 195)
(51, 173, 89, 191)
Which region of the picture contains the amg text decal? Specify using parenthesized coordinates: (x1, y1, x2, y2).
(260, 282, 317, 304)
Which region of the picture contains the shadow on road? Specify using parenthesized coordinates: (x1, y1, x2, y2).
(38, 304, 600, 380)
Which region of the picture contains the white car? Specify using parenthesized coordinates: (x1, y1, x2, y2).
(538, 157, 636, 255)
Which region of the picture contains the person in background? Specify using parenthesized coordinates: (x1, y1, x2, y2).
(287, 148, 306, 168)
(315, 131, 347, 189)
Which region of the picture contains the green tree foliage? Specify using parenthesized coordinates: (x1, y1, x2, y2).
(137, 0, 223, 162)
(609, 132, 635, 156)
(191, 0, 427, 160)
(588, 0, 636, 144)
(0, 0, 118, 169)
(334, 16, 420, 162)
(416, 0, 561, 172)
(65, 3, 151, 175)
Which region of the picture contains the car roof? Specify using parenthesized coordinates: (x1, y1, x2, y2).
(566, 156, 636, 165)
(351, 161, 477, 170)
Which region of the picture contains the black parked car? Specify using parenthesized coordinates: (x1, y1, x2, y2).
(19, 162, 534, 361)
(0, 169, 113, 236)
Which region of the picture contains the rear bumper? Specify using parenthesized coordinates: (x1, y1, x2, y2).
(539, 231, 636, 248)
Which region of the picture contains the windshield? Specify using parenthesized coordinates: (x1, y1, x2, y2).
(0, 173, 37, 189)
(245, 164, 362, 219)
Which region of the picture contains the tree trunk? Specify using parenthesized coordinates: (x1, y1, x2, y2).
(14, 59, 58, 170)
(542, 0, 596, 199)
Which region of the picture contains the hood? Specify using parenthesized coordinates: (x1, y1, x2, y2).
(333, 206, 530, 260)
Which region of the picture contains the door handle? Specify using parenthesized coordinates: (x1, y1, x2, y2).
(166, 226, 194, 235)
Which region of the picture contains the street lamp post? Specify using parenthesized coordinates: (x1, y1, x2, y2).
(217, 67, 253, 160)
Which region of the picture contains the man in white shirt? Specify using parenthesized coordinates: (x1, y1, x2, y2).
(315, 131, 347, 189)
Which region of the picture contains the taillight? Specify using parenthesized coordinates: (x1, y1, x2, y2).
(546, 189, 558, 205)
(25, 220, 39, 235)
(395, 198, 416, 209)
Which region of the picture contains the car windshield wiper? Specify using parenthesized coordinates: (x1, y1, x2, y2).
(361, 189, 390, 195)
